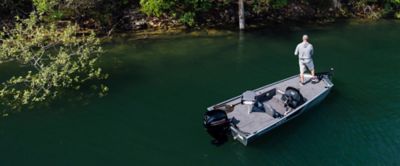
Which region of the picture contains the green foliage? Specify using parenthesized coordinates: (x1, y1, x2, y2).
(140, 0, 173, 16)
(32, 0, 56, 15)
(0, 13, 107, 111)
(270, 0, 287, 9)
(252, 0, 288, 13)
(395, 12, 400, 18)
(176, 0, 212, 26)
(139, 0, 212, 26)
(32, 0, 67, 20)
(389, 0, 400, 5)
(179, 12, 195, 26)
(252, 0, 271, 14)
(3, 0, 400, 33)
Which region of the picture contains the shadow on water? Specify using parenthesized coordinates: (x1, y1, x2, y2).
(247, 20, 353, 39)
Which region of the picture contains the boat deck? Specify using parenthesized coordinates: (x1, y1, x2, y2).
(227, 75, 329, 136)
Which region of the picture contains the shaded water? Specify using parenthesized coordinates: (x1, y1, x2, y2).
(1, 20, 400, 165)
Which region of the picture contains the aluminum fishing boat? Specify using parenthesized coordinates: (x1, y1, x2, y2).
(203, 69, 334, 146)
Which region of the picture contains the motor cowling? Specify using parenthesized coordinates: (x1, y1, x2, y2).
(203, 109, 230, 145)
(282, 87, 306, 109)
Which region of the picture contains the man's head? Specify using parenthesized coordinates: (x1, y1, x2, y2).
(302, 34, 309, 42)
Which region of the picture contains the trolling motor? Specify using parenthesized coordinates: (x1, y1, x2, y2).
(316, 68, 334, 81)
(310, 68, 335, 84)
(203, 109, 230, 145)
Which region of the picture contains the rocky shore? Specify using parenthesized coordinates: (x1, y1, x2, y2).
(103, 2, 397, 36)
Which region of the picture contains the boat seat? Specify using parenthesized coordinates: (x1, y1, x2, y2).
(256, 88, 276, 102)
(241, 88, 276, 105)
(242, 90, 256, 105)
(241, 89, 279, 115)
(264, 103, 283, 118)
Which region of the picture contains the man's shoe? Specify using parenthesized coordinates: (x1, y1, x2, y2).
(311, 76, 319, 84)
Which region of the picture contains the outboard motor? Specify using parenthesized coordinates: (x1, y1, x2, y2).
(203, 109, 230, 145)
(281, 87, 306, 109)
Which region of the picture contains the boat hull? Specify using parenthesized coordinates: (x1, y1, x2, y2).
(206, 71, 334, 146)
(233, 87, 332, 145)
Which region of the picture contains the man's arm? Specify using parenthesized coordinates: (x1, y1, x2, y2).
(294, 45, 299, 56)
(310, 45, 314, 56)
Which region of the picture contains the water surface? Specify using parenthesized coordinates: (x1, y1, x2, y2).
(1, 20, 400, 165)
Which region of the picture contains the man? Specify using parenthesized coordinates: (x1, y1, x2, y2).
(294, 34, 315, 84)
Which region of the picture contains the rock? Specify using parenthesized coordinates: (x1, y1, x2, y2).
(132, 19, 147, 30)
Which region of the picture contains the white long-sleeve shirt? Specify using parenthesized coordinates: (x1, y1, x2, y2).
(294, 42, 313, 59)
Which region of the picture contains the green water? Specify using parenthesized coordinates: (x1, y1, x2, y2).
(1, 20, 400, 165)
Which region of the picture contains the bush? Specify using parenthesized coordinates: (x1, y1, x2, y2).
(140, 0, 173, 16)
(0, 13, 108, 111)
(140, 0, 212, 26)
(179, 12, 195, 26)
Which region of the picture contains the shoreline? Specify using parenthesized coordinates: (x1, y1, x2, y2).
(100, 18, 399, 42)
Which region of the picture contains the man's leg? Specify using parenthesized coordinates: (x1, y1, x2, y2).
(299, 61, 305, 83)
(300, 73, 304, 83)
(309, 60, 315, 78)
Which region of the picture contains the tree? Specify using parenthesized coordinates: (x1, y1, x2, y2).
(0, 13, 108, 112)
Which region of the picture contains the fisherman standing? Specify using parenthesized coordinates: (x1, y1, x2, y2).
(294, 34, 316, 84)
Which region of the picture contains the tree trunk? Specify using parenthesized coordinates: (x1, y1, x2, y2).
(238, 0, 245, 30)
